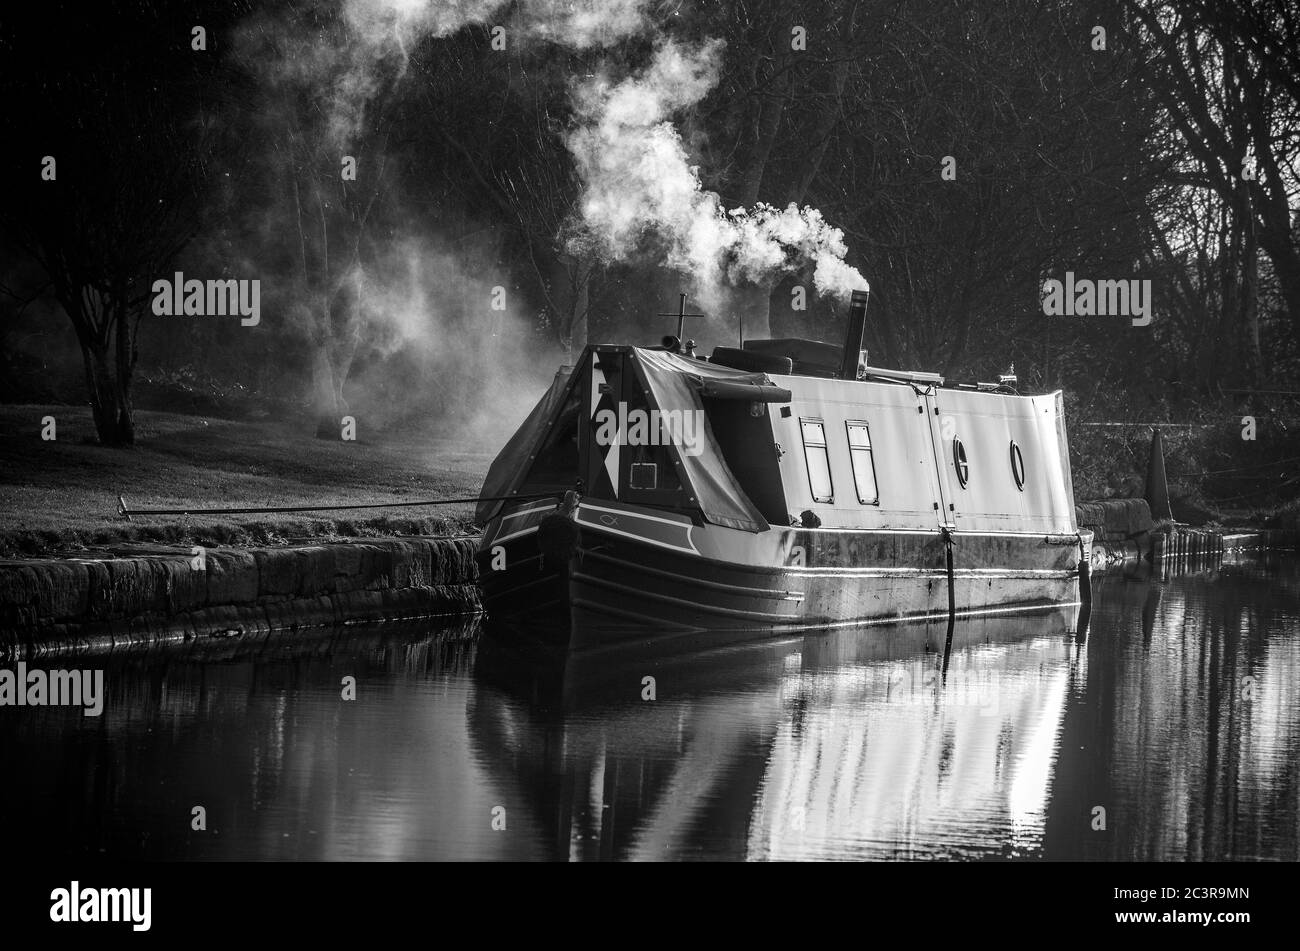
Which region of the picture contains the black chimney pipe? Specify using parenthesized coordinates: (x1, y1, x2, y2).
(838, 288, 870, 380)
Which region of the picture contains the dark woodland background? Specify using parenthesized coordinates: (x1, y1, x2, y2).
(2, 0, 1299, 517)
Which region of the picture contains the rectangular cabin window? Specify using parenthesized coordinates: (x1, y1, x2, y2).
(629, 462, 658, 490)
(799, 419, 834, 503)
(845, 421, 879, 504)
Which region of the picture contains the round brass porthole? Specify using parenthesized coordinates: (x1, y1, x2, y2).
(953, 437, 969, 488)
(1010, 440, 1026, 490)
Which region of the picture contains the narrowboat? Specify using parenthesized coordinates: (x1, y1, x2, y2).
(476, 290, 1090, 646)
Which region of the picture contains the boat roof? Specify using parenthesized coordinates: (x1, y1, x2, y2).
(593, 344, 1024, 395)
(477, 345, 1063, 535)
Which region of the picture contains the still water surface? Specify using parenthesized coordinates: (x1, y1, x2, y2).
(3, 554, 1297, 861)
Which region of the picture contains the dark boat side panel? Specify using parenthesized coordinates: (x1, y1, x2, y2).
(480, 514, 1080, 649)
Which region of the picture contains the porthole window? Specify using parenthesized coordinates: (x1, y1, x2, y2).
(1009, 440, 1025, 491)
(953, 436, 969, 488)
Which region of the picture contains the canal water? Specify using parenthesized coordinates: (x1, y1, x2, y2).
(2, 554, 1297, 861)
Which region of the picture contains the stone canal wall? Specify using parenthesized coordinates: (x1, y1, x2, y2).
(0, 536, 481, 655)
(1077, 498, 1155, 566)
(1075, 498, 1155, 543)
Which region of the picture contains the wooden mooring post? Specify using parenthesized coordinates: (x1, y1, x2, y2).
(1153, 528, 1228, 573)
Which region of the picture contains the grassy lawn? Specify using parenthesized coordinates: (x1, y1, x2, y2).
(0, 405, 492, 557)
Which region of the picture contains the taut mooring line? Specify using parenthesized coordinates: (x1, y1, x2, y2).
(940, 526, 957, 681)
(115, 492, 557, 520)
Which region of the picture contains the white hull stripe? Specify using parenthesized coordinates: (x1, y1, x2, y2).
(790, 527, 1081, 539)
(497, 500, 554, 525)
(786, 567, 1075, 579)
(579, 502, 693, 529)
(493, 525, 541, 546)
(576, 504, 699, 555)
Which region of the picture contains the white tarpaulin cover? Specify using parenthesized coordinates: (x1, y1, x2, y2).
(478, 348, 785, 533)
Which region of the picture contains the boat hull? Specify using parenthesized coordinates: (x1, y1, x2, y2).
(476, 499, 1083, 649)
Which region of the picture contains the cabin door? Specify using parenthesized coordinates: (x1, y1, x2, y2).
(581, 350, 625, 500)
(921, 390, 958, 529)
(580, 349, 689, 508)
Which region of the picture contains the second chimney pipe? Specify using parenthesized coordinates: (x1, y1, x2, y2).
(839, 289, 870, 380)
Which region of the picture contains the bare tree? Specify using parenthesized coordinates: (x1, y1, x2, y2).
(415, 34, 598, 362)
(235, 1, 401, 438)
(694, 0, 864, 340)
(806, 0, 1160, 380)
(0, 22, 214, 445)
(1129, 0, 1300, 329)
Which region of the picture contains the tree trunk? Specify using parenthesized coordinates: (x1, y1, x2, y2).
(554, 253, 590, 364)
(566, 268, 590, 363)
(941, 281, 976, 378)
(735, 71, 788, 207)
(80, 340, 133, 446)
(1241, 194, 1262, 386)
(1255, 224, 1300, 327)
(114, 302, 136, 443)
(728, 282, 775, 343)
(311, 343, 348, 440)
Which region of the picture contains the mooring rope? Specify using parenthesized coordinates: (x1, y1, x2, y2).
(116, 491, 557, 519)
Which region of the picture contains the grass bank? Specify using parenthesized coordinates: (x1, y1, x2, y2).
(0, 405, 490, 557)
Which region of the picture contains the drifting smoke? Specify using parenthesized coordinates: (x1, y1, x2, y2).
(508, 0, 651, 48)
(342, 0, 649, 49)
(231, 0, 865, 445)
(565, 40, 868, 302)
(271, 2, 866, 301)
(247, 0, 653, 146)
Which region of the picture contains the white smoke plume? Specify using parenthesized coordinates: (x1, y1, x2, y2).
(336, 0, 658, 142)
(509, 0, 651, 49)
(343, 0, 649, 46)
(243, 0, 655, 147)
(248, 4, 865, 299)
(565, 40, 868, 301)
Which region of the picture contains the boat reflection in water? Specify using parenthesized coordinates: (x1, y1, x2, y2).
(471, 605, 1084, 860)
(3, 555, 1296, 860)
